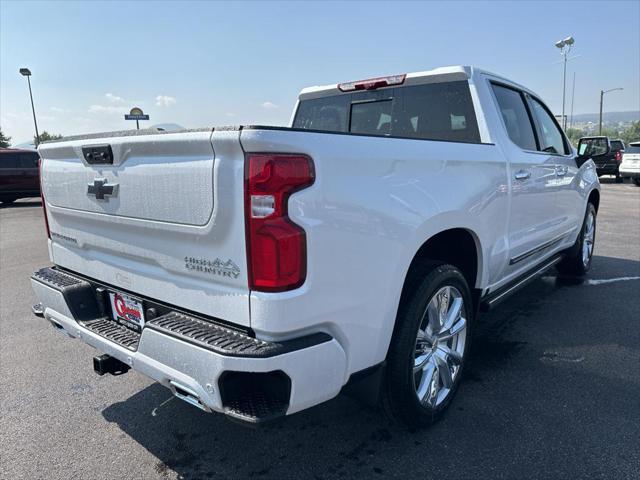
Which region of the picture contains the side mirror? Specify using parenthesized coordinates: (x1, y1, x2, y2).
(575, 154, 591, 168)
(577, 142, 610, 158)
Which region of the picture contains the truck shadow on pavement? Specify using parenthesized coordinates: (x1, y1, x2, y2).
(101, 255, 640, 480)
(0, 199, 41, 209)
(598, 176, 637, 185)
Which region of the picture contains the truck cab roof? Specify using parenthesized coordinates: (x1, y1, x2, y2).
(298, 65, 540, 101)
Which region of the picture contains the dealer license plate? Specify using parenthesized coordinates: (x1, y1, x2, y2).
(109, 292, 145, 331)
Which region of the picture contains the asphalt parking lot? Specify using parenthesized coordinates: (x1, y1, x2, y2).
(1, 180, 639, 480)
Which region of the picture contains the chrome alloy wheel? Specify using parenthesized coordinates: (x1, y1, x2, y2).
(582, 210, 595, 267)
(413, 286, 467, 407)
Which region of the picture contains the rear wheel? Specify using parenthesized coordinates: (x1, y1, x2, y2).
(615, 173, 623, 183)
(382, 263, 472, 427)
(557, 203, 596, 276)
(634, 178, 640, 187)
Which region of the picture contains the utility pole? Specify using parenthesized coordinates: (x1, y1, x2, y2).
(562, 53, 567, 130)
(569, 72, 575, 131)
(599, 87, 624, 135)
(599, 90, 604, 135)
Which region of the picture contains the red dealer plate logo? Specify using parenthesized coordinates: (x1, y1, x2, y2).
(109, 292, 145, 330)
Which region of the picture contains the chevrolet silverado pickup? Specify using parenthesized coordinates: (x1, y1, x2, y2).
(31, 66, 600, 427)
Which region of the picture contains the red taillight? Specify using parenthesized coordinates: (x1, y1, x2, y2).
(38, 156, 50, 239)
(615, 150, 622, 162)
(245, 153, 314, 292)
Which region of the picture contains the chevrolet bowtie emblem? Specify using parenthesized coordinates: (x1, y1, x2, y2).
(87, 178, 118, 200)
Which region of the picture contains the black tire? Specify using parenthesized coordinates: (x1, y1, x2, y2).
(557, 203, 597, 276)
(615, 174, 623, 184)
(634, 179, 640, 187)
(382, 263, 473, 427)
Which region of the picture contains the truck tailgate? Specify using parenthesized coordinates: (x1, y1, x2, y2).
(38, 129, 250, 326)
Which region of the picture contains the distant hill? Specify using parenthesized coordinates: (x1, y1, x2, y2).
(570, 111, 639, 124)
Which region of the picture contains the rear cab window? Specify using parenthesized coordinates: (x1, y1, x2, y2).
(0, 152, 21, 169)
(293, 95, 348, 132)
(623, 145, 640, 154)
(19, 152, 39, 168)
(610, 140, 624, 151)
(0, 151, 38, 169)
(293, 80, 481, 143)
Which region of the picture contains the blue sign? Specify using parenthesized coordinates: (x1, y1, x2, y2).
(125, 114, 150, 120)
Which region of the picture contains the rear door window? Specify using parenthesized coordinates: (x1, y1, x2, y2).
(491, 84, 537, 151)
(293, 80, 481, 143)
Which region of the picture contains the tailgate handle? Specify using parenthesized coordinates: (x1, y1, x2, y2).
(82, 145, 113, 165)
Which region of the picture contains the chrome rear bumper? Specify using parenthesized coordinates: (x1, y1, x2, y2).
(31, 267, 347, 423)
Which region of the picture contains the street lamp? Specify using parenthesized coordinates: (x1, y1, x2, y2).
(19, 68, 40, 147)
(599, 88, 623, 135)
(555, 36, 575, 131)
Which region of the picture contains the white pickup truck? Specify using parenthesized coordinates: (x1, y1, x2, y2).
(32, 66, 600, 427)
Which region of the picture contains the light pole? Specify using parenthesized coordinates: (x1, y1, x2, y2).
(555, 36, 574, 131)
(569, 71, 576, 131)
(19, 68, 40, 147)
(599, 88, 623, 135)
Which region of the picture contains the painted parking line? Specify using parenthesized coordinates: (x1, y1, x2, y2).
(584, 276, 640, 286)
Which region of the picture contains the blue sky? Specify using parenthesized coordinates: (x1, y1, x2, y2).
(1, 0, 639, 144)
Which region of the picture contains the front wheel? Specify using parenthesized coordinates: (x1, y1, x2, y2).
(382, 263, 472, 427)
(557, 203, 596, 276)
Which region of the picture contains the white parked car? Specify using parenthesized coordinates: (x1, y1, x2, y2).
(620, 141, 640, 186)
(31, 66, 600, 427)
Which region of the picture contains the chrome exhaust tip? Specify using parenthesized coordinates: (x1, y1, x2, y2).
(31, 302, 44, 317)
(169, 380, 209, 411)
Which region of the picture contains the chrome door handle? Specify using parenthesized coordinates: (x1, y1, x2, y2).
(514, 170, 531, 180)
(555, 165, 568, 176)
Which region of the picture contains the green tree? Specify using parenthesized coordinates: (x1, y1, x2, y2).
(566, 127, 585, 147)
(35, 131, 63, 145)
(620, 121, 640, 145)
(0, 127, 11, 148)
(600, 127, 621, 139)
(565, 122, 640, 148)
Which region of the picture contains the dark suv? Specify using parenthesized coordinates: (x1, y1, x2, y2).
(0, 148, 41, 204)
(577, 136, 625, 182)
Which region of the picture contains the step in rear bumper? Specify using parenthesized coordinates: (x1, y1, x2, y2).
(31, 267, 348, 422)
